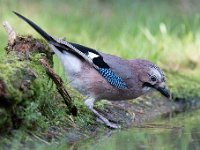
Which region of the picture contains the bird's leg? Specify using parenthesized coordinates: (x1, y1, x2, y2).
(84, 98, 120, 129)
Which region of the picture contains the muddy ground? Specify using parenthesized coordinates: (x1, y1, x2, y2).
(62, 94, 200, 144)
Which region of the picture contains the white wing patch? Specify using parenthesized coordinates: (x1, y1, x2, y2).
(88, 52, 99, 59)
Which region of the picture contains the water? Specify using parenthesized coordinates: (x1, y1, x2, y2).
(73, 109, 200, 150)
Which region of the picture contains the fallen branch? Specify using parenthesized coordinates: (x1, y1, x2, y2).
(0, 21, 77, 132)
(3, 21, 77, 116)
(40, 58, 77, 116)
(3, 21, 16, 46)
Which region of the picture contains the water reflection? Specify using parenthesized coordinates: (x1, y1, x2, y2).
(75, 109, 200, 150)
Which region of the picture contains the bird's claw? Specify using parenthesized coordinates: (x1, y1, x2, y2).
(106, 122, 121, 129)
(96, 117, 120, 129)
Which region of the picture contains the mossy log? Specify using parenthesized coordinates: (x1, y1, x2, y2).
(0, 22, 77, 132)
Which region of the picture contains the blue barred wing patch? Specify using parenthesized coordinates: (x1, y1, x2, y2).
(98, 68, 127, 89)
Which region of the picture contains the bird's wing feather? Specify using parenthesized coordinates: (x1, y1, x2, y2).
(51, 37, 110, 69)
(54, 40, 128, 88)
(14, 11, 127, 89)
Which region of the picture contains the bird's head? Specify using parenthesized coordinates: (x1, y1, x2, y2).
(136, 59, 170, 99)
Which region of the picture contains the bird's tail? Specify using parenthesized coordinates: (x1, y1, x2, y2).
(13, 11, 54, 43)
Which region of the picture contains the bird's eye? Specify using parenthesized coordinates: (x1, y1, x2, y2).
(150, 75, 157, 82)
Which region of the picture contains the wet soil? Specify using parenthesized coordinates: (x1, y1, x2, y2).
(64, 94, 200, 143)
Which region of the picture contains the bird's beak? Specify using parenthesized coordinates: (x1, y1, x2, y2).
(143, 82, 171, 99)
(155, 84, 171, 99)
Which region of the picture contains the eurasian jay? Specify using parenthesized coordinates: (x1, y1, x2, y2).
(14, 12, 170, 128)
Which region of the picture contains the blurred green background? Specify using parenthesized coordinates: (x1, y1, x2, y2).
(1, 1, 200, 149)
(0, 0, 200, 83)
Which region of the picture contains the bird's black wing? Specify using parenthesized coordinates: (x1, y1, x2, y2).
(14, 11, 127, 89)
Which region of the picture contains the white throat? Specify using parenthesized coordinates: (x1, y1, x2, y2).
(142, 86, 151, 93)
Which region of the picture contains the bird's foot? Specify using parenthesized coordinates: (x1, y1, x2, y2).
(84, 98, 121, 129)
(106, 121, 121, 129)
(96, 118, 120, 129)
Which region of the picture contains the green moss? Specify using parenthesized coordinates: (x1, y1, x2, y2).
(0, 108, 12, 133)
(0, 51, 63, 131)
(0, 53, 28, 104)
(166, 71, 200, 99)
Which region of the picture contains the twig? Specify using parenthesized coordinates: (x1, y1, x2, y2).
(135, 123, 183, 129)
(3, 21, 16, 46)
(39, 58, 77, 116)
(28, 131, 50, 145)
